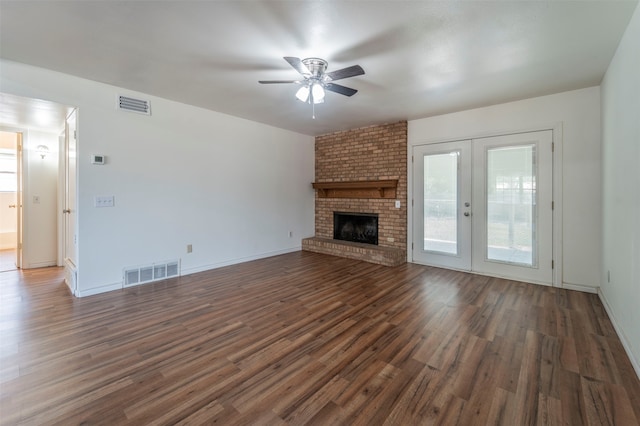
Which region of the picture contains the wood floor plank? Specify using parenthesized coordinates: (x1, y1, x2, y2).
(282, 375, 351, 424)
(485, 387, 517, 425)
(485, 335, 524, 393)
(536, 392, 563, 426)
(1, 251, 639, 425)
(559, 369, 590, 426)
(581, 376, 638, 426)
(513, 330, 545, 424)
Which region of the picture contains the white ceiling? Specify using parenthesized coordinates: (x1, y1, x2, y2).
(0, 92, 73, 133)
(0, 1, 637, 136)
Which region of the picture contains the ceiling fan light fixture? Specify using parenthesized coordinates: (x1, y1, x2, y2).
(259, 56, 365, 117)
(295, 85, 310, 102)
(312, 83, 325, 103)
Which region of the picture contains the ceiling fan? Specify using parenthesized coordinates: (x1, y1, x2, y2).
(259, 57, 365, 118)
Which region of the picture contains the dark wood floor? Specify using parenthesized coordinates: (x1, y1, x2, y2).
(1, 251, 639, 425)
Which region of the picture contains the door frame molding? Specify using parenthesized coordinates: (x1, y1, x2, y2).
(408, 122, 563, 287)
(62, 108, 78, 296)
(57, 129, 65, 267)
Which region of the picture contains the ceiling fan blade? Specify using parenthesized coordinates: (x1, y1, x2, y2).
(325, 65, 365, 81)
(283, 57, 311, 76)
(258, 80, 301, 84)
(325, 83, 358, 97)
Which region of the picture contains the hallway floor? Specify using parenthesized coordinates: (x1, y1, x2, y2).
(0, 249, 17, 272)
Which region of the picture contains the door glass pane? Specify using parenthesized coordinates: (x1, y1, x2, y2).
(424, 152, 458, 254)
(486, 145, 536, 266)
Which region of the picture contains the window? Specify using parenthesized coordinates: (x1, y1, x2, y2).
(0, 149, 17, 192)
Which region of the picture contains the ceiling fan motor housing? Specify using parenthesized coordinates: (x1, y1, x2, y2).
(302, 58, 328, 79)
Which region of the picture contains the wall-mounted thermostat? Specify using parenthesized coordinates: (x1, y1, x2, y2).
(91, 154, 106, 165)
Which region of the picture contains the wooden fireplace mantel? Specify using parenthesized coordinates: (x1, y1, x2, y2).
(312, 180, 398, 199)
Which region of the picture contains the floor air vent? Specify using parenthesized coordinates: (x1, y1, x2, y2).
(118, 95, 151, 115)
(124, 260, 180, 287)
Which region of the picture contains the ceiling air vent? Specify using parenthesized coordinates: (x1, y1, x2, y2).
(118, 95, 151, 115)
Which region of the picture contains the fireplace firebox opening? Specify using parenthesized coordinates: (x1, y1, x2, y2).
(333, 212, 379, 245)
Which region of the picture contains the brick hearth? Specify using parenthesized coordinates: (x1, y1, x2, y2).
(302, 237, 405, 267)
(303, 121, 408, 266)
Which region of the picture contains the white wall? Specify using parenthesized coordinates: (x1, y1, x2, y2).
(409, 86, 602, 291)
(600, 3, 640, 376)
(23, 130, 59, 267)
(0, 60, 315, 296)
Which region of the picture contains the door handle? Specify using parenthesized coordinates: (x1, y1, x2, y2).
(8, 204, 16, 208)
(62, 209, 71, 214)
(464, 212, 470, 217)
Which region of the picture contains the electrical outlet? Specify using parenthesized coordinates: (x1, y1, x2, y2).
(187, 244, 193, 253)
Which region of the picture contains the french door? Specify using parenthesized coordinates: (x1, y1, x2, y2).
(412, 130, 554, 285)
(413, 140, 472, 270)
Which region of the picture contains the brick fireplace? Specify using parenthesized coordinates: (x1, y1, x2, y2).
(302, 121, 407, 266)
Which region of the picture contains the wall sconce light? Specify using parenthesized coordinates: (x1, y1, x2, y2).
(36, 145, 49, 159)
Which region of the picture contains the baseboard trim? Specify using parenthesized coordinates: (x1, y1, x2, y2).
(77, 282, 122, 298)
(561, 282, 598, 294)
(24, 260, 58, 269)
(179, 246, 302, 276)
(64, 259, 77, 295)
(598, 288, 640, 380)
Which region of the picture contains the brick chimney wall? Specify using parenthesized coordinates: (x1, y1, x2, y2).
(314, 121, 407, 255)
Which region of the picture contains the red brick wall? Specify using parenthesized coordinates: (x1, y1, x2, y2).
(314, 121, 407, 256)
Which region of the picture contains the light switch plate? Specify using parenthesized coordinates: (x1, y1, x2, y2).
(395, 200, 401, 208)
(95, 195, 114, 207)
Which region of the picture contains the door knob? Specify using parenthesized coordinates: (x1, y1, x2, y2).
(464, 212, 470, 217)
(62, 209, 71, 214)
(464, 202, 470, 207)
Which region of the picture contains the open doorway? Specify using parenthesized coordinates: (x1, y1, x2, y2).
(0, 93, 74, 276)
(0, 131, 20, 272)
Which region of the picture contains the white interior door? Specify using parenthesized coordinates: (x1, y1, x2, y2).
(412, 141, 472, 270)
(63, 110, 77, 269)
(412, 130, 554, 285)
